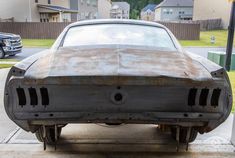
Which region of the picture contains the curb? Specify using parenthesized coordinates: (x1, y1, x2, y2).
(0, 62, 17, 65)
(184, 46, 227, 48)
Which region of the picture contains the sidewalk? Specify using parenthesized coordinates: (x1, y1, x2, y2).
(0, 68, 18, 144)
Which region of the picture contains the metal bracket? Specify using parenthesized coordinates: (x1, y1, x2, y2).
(185, 127, 192, 151)
(42, 125, 47, 151)
(176, 126, 180, 152)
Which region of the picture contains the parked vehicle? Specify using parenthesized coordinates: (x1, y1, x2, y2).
(0, 32, 22, 59)
(4, 20, 233, 149)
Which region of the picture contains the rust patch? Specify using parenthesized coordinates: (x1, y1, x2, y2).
(23, 46, 212, 85)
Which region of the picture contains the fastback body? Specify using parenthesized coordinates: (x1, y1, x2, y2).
(4, 20, 233, 135)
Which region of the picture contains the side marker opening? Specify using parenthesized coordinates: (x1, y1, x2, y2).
(199, 89, 209, 106)
(40, 88, 49, 106)
(188, 88, 197, 106)
(16, 88, 26, 106)
(211, 89, 221, 107)
(28, 88, 38, 106)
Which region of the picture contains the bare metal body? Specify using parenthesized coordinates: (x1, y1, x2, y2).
(4, 20, 233, 147)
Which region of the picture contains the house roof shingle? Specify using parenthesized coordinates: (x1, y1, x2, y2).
(156, 0, 193, 8)
(142, 4, 157, 12)
(38, 4, 78, 13)
(112, 2, 130, 10)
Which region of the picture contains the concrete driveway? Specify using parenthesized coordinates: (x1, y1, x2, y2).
(0, 69, 18, 145)
(0, 68, 234, 157)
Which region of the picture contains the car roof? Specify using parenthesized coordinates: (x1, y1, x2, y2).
(68, 19, 166, 29)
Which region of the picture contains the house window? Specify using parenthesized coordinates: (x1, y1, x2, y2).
(48, 0, 51, 4)
(179, 11, 185, 14)
(87, 0, 90, 6)
(169, 9, 173, 14)
(163, 9, 167, 14)
(94, 12, 98, 19)
(40, 13, 49, 23)
(85, 12, 89, 19)
(92, 0, 97, 7)
(80, 12, 85, 19)
(35, 0, 38, 3)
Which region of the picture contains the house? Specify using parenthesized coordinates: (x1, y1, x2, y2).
(0, 0, 78, 22)
(141, 4, 157, 21)
(0, 0, 112, 22)
(70, 0, 98, 21)
(154, 0, 193, 21)
(70, 0, 112, 21)
(111, 2, 130, 19)
(98, 0, 112, 19)
(193, 0, 232, 29)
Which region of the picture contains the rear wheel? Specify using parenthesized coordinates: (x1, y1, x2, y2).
(0, 48, 5, 59)
(171, 127, 198, 143)
(35, 126, 62, 144)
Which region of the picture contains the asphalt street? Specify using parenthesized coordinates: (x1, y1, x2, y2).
(0, 47, 235, 157)
(3, 47, 47, 60)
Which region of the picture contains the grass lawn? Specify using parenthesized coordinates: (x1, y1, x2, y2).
(0, 59, 17, 69)
(0, 64, 14, 69)
(23, 30, 230, 48)
(22, 39, 55, 48)
(180, 30, 233, 47)
(228, 71, 235, 113)
(0, 59, 18, 62)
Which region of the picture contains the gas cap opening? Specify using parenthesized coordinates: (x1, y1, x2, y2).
(114, 93, 123, 102)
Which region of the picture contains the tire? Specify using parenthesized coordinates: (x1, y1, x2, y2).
(35, 126, 62, 144)
(0, 48, 5, 59)
(171, 127, 198, 143)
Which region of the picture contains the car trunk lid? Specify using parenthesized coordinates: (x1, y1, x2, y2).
(24, 46, 213, 85)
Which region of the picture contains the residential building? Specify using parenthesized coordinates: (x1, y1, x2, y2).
(0, 0, 77, 22)
(70, 0, 112, 21)
(193, 0, 232, 29)
(111, 2, 130, 19)
(98, 0, 112, 19)
(70, 0, 98, 21)
(155, 0, 193, 21)
(0, 0, 112, 22)
(141, 4, 157, 21)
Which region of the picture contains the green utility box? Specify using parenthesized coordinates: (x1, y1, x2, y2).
(208, 51, 235, 70)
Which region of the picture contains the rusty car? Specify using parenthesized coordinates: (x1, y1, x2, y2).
(4, 19, 233, 149)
